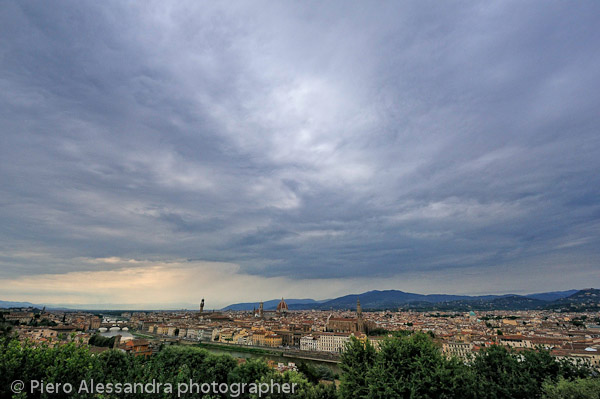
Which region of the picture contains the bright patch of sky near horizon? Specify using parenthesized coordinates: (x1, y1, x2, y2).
(1, 1, 599, 308)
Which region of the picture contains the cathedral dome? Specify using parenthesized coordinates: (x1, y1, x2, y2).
(277, 298, 288, 313)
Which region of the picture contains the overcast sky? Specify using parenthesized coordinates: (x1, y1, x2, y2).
(1, 1, 599, 309)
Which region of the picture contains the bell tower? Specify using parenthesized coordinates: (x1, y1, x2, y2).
(357, 297, 365, 333)
(200, 298, 204, 314)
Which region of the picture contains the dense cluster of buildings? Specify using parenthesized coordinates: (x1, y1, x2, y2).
(129, 298, 600, 368)
(140, 298, 373, 353)
(3, 297, 599, 369)
(139, 298, 600, 368)
(2, 308, 152, 357)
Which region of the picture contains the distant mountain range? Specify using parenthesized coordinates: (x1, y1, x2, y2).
(0, 300, 41, 309)
(3, 289, 597, 312)
(223, 289, 600, 311)
(0, 300, 75, 311)
(222, 298, 328, 311)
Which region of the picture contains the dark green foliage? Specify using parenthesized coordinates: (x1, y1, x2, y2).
(364, 332, 476, 399)
(338, 337, 376, 399)
(88, 334, 115, 347)
(1, 334, 598, 399)
(543, 377, 600, 399)
(297, 362, 320, 384)
(304, 381, 337, 399)
(0, 322, 16, 338)
(472, 345, 535, 399)
(338, 333, 598, 399)
(0, 337, 335, 399)
(472, 345, 597, 399)
(0, 338, 98, 399)
(26, 318, 57, 327)
(228, 357, 272, 384)
(228, 358, 274, 399)
(314, 365, 335, 381)
(366, 327, 413, 337)
(253, 371, 335, 399)
(390, 330, 412, 338)
(297, 362, 335, 383)
(366, 328, 389, 336)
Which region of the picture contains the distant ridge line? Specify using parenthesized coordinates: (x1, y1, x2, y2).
(222, 289, 597, 311)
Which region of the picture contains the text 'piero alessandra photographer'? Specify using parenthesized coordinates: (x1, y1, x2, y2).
(13, 379, 298, 398)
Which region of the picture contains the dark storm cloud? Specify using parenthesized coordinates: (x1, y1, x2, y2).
(1, 1, 599, 291)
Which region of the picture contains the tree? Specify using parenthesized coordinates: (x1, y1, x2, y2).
(304, 381, 337, 399)
(252, 370, 333, 399)
(366, 332, 475, 399)
(542, 377, 600, 399)
(0, 338, 99, 399)
(338, 337, 376, 399)
(472, 345, 598, 399)
(96, 349, 132, 382)
(88, 333, 115, 347)
(0, 323, 15, 338)
(228, 358, 273, 399)
(520, 348, 563, 389)
(297, 361, 320, 384)
(1, 334, 597, 399)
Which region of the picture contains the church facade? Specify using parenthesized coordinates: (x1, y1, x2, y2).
(326, 298, 372, 334)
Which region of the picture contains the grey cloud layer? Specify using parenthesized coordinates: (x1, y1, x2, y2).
(1, 1, 599, 289)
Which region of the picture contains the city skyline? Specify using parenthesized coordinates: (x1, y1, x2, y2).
(1, 1, 600, 308)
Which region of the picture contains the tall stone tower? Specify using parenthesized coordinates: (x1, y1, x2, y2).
(200, 298, 204, 314)
(259, 301, 264, 318)
(357, 297, 365, 333)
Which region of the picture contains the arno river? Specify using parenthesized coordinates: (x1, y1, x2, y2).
(100, 329, 134, 339)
